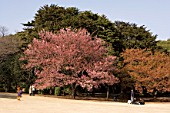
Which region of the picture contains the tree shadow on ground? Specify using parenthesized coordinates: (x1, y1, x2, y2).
(0, 92, 17, 99)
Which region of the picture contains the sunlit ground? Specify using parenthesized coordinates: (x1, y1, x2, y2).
(0, 92, 170, 113)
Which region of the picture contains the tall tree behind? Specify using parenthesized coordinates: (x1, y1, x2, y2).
(22, 4, 159, 55)
(22, 4, 123, 55)
(114, 21, 158, 50)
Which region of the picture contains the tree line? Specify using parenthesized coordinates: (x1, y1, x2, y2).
(0, 4, 169, 99)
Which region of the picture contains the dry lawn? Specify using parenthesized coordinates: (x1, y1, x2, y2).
(0, 93, 170, 113)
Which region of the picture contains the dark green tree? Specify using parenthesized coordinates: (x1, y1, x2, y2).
(0, 36, 22, 91)
(22, 4, 159, 56)
(22, 5, 122, 55)
(114, 21, 158, 51)
(157, 39, 170, 53)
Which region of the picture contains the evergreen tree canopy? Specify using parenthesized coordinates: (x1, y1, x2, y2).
(22, 4, 158, 55)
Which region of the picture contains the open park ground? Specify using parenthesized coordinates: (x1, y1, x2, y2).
(0, 92, 170, 113)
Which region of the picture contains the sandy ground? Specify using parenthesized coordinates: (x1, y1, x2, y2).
(0, 93, 170, 113)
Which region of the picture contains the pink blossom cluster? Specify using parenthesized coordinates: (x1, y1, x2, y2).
(21, 28, 119, 90)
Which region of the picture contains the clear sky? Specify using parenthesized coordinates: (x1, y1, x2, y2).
(0, 0, 170, 40)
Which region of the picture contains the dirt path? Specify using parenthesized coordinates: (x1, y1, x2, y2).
(0, 93, 170, 113)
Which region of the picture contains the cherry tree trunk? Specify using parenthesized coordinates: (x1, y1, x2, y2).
(71, 84, 76, 99)
(106, 86, 110, 100)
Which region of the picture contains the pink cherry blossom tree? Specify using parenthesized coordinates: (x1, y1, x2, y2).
(21, 28, 119, 98)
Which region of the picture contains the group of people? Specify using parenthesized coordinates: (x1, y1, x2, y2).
(29, 85, 35, 96)
(17, 85, 36, 101)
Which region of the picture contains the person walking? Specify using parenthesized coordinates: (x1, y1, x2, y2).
(32, 85, 35, 96)
(131, 89, 134, 103)
(17, 86, 22, 101)
(29, 85, 32, 96)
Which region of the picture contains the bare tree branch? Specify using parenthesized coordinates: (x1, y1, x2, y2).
(0, 25, 8, 37)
